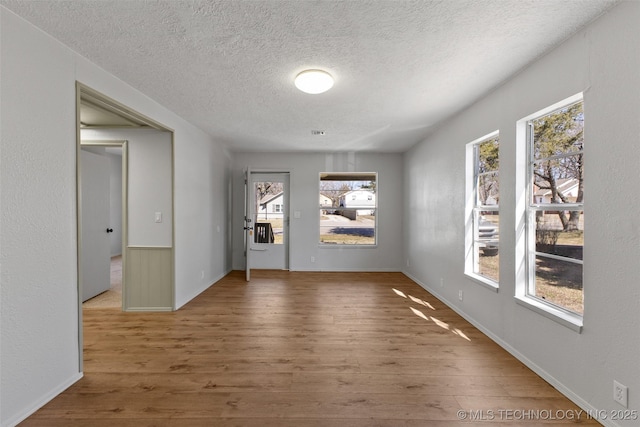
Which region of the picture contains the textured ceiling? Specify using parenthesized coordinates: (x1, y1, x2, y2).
(2, 0, 618, 153)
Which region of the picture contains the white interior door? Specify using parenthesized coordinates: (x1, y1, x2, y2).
(81, 149, 111, 301)
(249, 172, 289, 270)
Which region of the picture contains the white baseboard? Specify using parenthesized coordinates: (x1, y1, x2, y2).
(4, 372, 83, 427)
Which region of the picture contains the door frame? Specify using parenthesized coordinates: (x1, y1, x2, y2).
(244, 169, 291, 280)
(76, 82, 175, 371)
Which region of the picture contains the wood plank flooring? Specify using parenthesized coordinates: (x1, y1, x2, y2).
(21, 271, 600, 426)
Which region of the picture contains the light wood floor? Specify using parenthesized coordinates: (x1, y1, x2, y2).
(22, 271, 599, 426)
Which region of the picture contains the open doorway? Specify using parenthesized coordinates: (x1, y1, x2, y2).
(76, 82, 175, 371)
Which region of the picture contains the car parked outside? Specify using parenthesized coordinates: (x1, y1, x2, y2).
(478, 216, 499, 256)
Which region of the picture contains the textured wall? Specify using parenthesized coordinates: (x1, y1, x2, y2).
(1, 7, 231, 425)
(404, 2, 639, 425)
(0, 8, 81, 425)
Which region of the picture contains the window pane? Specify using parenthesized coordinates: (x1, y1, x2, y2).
(527, 97, 584, 316)
(473, 211, 499, 281)
(533, 255, 583, 314)
(536, 211, 583, 261)
(466, 132, 499, 286)
(532, 156, 582, 205)
(320, 173, 376, 245)
(478, 137, 499, 172)
(320, 209, 376, 245)
(478, 172, 499, 206)
(478, 252, 499, 282)
(254, 181, 283, 244)
(532, 101, 584, 162)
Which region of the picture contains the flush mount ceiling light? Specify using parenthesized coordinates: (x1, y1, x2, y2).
(294, 69, 334, 94)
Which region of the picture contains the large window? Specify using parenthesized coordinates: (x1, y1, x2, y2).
(465, 132, 500, 287)
(319, 172, 377, 245)
(525, 96, 584, 317)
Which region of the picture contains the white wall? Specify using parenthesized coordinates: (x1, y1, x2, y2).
(232, 152, 404, 271)
(83, 129, 174, 248)
(0, 7, 231, 426)
(128, 131, 172, 246)
(1, 7, 80, 425)
(403, 2, 639, 426)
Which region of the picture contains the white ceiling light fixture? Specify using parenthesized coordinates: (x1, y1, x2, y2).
(295, 69, 334, 94)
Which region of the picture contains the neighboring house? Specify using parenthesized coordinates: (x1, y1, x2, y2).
(533, 178, 580, 204)
(320, 193, 333, 214)
(339, 189, 375, 208)
(258, 192, 284, 219)
(319, 194, 332, 207)
(338, 190, 375, 216)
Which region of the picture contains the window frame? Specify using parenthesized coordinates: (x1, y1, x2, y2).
(465, 131, 500, 290)
(516, 93, 584, 332)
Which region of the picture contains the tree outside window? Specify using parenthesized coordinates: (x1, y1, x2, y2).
(528, 99, 584, 315)
(466, 133, 500, 285)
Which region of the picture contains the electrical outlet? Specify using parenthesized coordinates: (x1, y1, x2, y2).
(458, 290, 463, 301)
(406, 259, 410, 267)
(310, 256, 315, 263)
(614, 380, 628, 408)
(200, 270, 205, 280)
(440, 278, 444, 287)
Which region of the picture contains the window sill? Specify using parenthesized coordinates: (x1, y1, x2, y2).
(515, 295, 583, 333)
(465, 272, 499, 292)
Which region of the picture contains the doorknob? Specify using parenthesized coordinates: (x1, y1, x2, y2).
(106, 228, 113, 233)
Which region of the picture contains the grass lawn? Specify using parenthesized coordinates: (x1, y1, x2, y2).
(478, 230, 583, 314)
(320, 234, 375, 245)
(479, 252, 499, 282)
(556, 230, 584, 245)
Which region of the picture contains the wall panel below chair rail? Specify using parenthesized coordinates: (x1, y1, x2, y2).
(124, 246, 173, 311)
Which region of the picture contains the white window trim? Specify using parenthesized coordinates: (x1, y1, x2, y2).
(464, 130, 500, 290)
(515, 92, 584, 333)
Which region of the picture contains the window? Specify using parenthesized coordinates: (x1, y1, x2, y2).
(525, 97, 584, 317)
(253, 180, 284, 244)
(319, 172, 377, 245)
(465, 132, 500, 287)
